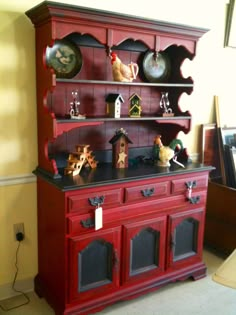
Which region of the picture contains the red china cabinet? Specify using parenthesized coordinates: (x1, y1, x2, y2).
(26, 2, 212, 314)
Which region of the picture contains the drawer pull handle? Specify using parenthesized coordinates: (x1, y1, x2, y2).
(188, 196, 200, 204)
(170, 238, 176, 250)
(88, 196, 105, 207)
(185, 181, 197, 189)
(141, 188, 155, 197)
(80, 218, 95, 228)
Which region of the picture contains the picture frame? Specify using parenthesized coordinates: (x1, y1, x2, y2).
(201, 123, 221, 179)
(220, 126, 236, 146)
(224, 145, 236, 187)
(224, 0, 236, 47)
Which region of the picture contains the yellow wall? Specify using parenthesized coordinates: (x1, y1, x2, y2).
(0, 0, 234, 294)
(0, 184, 37, 284)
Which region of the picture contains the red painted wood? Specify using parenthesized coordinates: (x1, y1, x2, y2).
(124, 180, 170, 203)
(35, 178, 67, 314)
(67, 187, 124, 214)
(26, 3, 210, 314)
(26, 1, 206, 176)
(171, 174, 208, 194)
(35, 169, 210, 315)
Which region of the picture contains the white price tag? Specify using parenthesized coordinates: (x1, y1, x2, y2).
(95, 206, 103, 230)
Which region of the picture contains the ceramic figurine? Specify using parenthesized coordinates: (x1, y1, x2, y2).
(69, 90, 86, 119)
(110, 52, 139, 82)
(64, 144, 98, 176)
(160, 92, 174, 116)
(153, 135, 184, 167)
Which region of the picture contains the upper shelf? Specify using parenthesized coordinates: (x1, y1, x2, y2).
(57, 79, 194, 88)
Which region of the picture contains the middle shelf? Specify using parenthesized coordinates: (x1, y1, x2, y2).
(53, 116, 191, 137)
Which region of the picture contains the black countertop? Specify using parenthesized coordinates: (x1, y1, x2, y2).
(34, 162, 215, 192)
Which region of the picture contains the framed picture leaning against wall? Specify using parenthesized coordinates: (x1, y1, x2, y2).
(224, 0, 236, 47)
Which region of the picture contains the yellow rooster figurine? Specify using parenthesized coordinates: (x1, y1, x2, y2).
(110, 52, 139, 82)
(153, 135, 185, 168)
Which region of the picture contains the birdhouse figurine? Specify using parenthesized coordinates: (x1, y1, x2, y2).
(109, 128, 132, 168)
(106, 93, 124, 118)
(129, 93, 142, 117)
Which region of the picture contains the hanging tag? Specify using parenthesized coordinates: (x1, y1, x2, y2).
(95, 206, 103, 230)
(186, 187, 192, 199)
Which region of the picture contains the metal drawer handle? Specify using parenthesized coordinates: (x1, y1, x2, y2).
(88, 196, 105, 207)
(185, 181, 197, 200)
(188, 196, 200, 204)
(185, 181, 197, 189)
(141, 188, 155, 197)
(80, 218, 95, 228)
(170, 236, 176, 249)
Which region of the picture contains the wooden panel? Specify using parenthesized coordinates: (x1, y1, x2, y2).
(111, 29, 155, 48)
(205, 181, 236, 254)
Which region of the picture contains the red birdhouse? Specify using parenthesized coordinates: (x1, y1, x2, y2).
(109, 128, 132, 168)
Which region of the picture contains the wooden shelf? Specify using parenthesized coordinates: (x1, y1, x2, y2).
(54, 116, 191, 136)
(57, 79, 194, 88)
(57, 116, 191, 122)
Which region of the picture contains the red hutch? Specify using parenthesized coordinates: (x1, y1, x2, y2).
(26, 2, 212, 314)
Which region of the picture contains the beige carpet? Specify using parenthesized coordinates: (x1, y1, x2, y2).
(1, 249, 236, 315)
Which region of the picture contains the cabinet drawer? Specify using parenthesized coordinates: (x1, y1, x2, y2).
(124, 181, 170, 203)
(67, 188, 124, 214)
(184, 190, 207, 207)
(171, 175, 208, 194)
(68, 213, 95, 234)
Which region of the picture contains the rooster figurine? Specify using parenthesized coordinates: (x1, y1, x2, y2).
(153, 135, 185, 168)
(110, 52, 139, 82)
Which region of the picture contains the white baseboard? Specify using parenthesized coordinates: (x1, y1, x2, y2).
(0, 278, 34, 301)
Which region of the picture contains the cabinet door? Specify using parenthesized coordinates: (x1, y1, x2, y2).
(68, 227, 121, 302)
(122, 215, 166, 285)
(167, 208, 205, 270)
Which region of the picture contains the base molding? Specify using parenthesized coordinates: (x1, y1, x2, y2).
(0, 278, 34, 301)
(35, 262, 206, 315)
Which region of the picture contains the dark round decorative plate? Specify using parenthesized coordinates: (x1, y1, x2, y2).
(142, 51, 170, 83)
(46, 39, 82, 78)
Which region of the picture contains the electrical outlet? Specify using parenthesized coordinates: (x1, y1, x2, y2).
(13, 223, 25, 241)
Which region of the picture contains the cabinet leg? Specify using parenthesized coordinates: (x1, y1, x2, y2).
(34, 274, 44, 298)
(191, 266, 207, 280)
